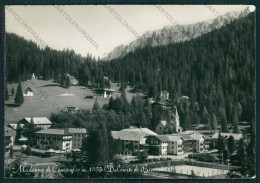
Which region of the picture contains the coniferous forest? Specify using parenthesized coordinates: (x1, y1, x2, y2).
(5, 12, 255, 131)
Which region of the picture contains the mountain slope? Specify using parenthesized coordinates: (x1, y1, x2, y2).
(104, 7, 252, 60)
(101, 12, 255, 127)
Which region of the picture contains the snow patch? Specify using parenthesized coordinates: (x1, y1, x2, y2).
(58, 93, 75, 96)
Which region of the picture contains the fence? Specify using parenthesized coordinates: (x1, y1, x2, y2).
(143, 159, 235, 171)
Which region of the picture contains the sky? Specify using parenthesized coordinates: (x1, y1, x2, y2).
(5, 5, 254, 58)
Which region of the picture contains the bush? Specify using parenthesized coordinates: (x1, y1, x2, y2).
(188, 153, 215, 163)
(137, 151, 148, 163)
(25, 145, 31, 156)
(132, 151, 140, 156)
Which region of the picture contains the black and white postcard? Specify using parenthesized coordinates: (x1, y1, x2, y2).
(3, 4, 257, 179)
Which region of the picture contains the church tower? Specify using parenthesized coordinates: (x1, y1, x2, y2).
(175, 108, 180, 133)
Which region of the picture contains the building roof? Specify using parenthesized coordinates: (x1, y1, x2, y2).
(93, 88, 115, 92)
(212, 133, 243, 140)
(5, 126, 16, 137)
(159, 120, 167, 127)
(154, 135, 169, 142)
(111, 131, 146, 141)
(36, 129, 71, 135)
(66, 106, 77, 109)
(153, 135, 183, 142)
(7, 123, 25, 130)
(178, 131, 205, 141)
(167, 135, 183, 142)
(190, 133, 204, 141)
(68, 128, 87, 134)
(180, 130, 195, 135)
(24, 117, 52, 125)
(24, 87, 33, 92)
(171, 133, 193, 141)
(156, 101, 170, 106)
(19, 136, 28, 141)
(203, 135, 212, 140)
(121, 127, 157, 136)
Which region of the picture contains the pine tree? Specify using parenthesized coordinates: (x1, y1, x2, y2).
(9, 146, 14, 158)
(219, 107, 228, 132)
(144, 99, 152, 128)
(246, 120, 256, 177)
(210, 113, 218, 133)
(65, 76, 71, 88)
(108, 96, 114, 110)
(233, 138, 248, 176)
(15, 82, 24, 105)
(217, 133, 226, 154)
(232, 107, 239, 133)
(108, 134, 123, 159)
(5, 84, 9, 100)
(60, 74, 66, 86)
(85, 122, 109, 177)
(228, 136, 236, 154)
(93, 98, 100, 111)
(25, 145, 31, 155)
(120, 89, 129, 113)
(11, 87, 15, 96)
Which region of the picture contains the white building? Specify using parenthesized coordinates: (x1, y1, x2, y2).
(155, 108, 181, 134)
(68, 128, 87, 149)
(35, 129, 72, 152)
(212, 133, 243, 147)
(111, 131, 147, 155)
(20, 117, 52, 130)
(180, 131, 206, 153)
(121, 127, 158, 136)
(146, 135, 184, 155)
(167, 136, 184, 155)
(93, 88, 115, 98)
(23, 87, 33, 96)
(32, 73, 36, 79)
(5, 126, 16, 149)
(155, 120, 167, 135)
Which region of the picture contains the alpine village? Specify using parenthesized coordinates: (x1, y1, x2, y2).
(4, 7, 255, 179)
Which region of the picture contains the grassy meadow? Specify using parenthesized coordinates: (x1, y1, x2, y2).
(5, 79, 143, 124)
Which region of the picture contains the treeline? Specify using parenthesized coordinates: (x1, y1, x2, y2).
(6, 12, 255, 131)
(101, 12, 255, 130)
(50, 89, 174, 132)
(5, 33, 109, 88)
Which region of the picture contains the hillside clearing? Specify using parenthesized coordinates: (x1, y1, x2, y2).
(5, 79, 143, 123)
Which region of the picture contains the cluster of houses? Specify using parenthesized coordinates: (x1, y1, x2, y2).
(111, 126, 243, 156)
(92, 88, 115, 98)
(5, 87, 244, 159)
(35, 128, 87, 152)
(5, 115, 243, 158)
(5, 117, 87, 155)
